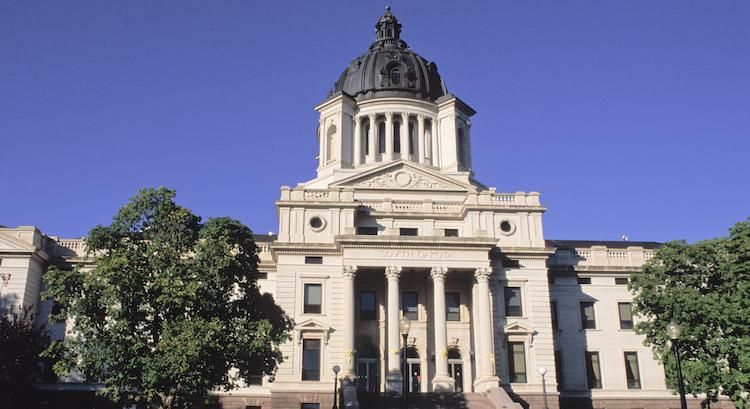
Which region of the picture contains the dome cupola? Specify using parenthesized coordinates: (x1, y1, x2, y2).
(331, 7, 447, 102)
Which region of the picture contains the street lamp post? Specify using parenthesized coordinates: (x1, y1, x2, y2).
(332, 365, 341, 409)
(538, 367, 549, 409)
(399, 317, 412, 409)
(667, 321, 688, 409)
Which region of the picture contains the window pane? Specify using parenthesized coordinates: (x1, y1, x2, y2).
(446, 292, 460, 321)
(304, 284, 322, 314)
(585, 352, 602, 389)
(619, 303, 633, 330)
(402, 291, 418, 320)
(357, 226, 378, 235)
(507, 342, 527, 383)
(577, 277, 592, 284)
(615, 277, 629, 285)
(360, 291, 377, 321)
(393, 121, 401, 153)
(378, 122, 386, 153)
(302, 339, 321, 381)
(305, 256, 323, 264)
(504, 287, 523, 317)
(624, 352, 641, 389)
(399, 228, 418, 236)
(444, 229, 459, 237)
(580, 302, 596, 329)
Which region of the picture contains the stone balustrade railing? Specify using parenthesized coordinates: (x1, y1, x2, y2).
(551, 246, 657, 268)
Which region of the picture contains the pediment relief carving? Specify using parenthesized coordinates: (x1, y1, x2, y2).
(0, 233, 35, 252)
(503, 322, 534, 335)
(333, 162, 472, 192)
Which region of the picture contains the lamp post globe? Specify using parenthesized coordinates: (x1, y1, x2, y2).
(399, 317, 411, 409)
(332, 365, 341, 409)
(667, 321, 687, 409)
(538, 367, 549, 409)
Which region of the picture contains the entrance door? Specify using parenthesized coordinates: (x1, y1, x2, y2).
(357, 359, 379, 392)
(407, 361, 421, 393)
(448, 349, 463, 392)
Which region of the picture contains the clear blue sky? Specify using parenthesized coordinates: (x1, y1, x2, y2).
(1, 1, 748, 243)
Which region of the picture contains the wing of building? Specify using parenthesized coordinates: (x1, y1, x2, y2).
(0, 7, 736, 409)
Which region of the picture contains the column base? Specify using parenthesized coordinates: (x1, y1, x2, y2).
(473, 375, 501, 393)
(431, 374, 455, 392)
(386, 374, 404, 394)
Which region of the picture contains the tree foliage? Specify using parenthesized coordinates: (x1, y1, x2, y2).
(0, 306, 51, 409)
(630, 219, 750, 408)
(44, 187, 292, 409)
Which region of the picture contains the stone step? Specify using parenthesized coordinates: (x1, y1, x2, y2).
(356, 392, 496, 409)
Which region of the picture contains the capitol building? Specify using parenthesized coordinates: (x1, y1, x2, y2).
(0, 8, 730, 409)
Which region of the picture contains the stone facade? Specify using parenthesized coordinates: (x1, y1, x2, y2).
(0, 8, 736, 409)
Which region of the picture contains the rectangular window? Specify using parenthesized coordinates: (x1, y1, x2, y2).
(615, 277, 629, 285)
(302, 339, 321, 381)
(305, 256, 323, 264)
(618, 302, 634, 330)
(577, 276, 592, 285)
(444, 228, 459, 237)
(585, 351, 602, 389)
(402, 291, 418, 320)
(580, 302, 596, 329)
(364, 126, 369, 155)
(399, 228, 418, 236)
(555, 351, 564, 391)
(301, 404, 320, 409)
(303, 284, 322, 314)
(357, 226, 378, 235)
(624, 352, 641, 389)
(551, 301, 558, 330)
(247, 374, 263, 385)
(360, 291, 377, 321)
(504, 287, 523, 317)
(378, 123, 386, 153)
(507, 342, 527, 383)
(446, 292, 460, 321)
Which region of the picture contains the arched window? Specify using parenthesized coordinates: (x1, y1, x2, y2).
(326, 124, 337, 163)
(364, 123, 370, 156)
(457, 128, 466, 168)
(408, 122, 415, 155)
(402, 347, 421, 393)
(393, 120, 401, 153)
(378, 122, 386, 154)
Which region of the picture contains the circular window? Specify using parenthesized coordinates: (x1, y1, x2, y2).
(499, 220, 516, 236)
(309, 216, 327, 232)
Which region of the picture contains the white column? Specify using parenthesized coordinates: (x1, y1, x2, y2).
(353, 116, 362, 166)
(473, 267, 500, 392)
(417, 114, 426, 164)
(342, 265, 357, 380)
(367, 114, 377, 164)
(431, 267, 454, 392)
(430, 117, 438, 167)
(385, 112, 394, 160)
(385, 265, 402, 392)
(400, 112, 409, 160)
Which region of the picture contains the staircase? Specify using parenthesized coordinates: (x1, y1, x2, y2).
(356, 392, 497, 409)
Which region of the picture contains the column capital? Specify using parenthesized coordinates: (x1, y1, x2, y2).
(385, 265, 402, 281)
(368, 113, 377, 120)
(417, 113, 425, 121)
(342, 265, 358, 279)
(430, 266, 448, 281)
(474, 267, 492, 282)
(400, 112, 409, 121)
(385, 111, 393, 119)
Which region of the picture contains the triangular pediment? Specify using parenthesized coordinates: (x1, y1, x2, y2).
(294, 318, 331, 332)
(0, 232, 36, 252)
(331, 161, 476, 192)
(503, 322, 534, 335)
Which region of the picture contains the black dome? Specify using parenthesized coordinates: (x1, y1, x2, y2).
(331, 7, 447, 102)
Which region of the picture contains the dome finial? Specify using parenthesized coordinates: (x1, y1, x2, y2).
(375, 5, 401, 44)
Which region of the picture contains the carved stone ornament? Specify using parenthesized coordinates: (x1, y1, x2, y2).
(474, 267, 492, 281)
(353, 170, 451, 189)
(430, 266, 448, 281)
(342, 265, 358, 279)
(385, 266, 402, 280)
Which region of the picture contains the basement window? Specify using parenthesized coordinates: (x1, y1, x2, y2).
(399, 228, 418, 236)
(357, 226, 378, 235)
(444, 229, 459, 237)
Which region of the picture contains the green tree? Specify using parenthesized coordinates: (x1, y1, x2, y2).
(630, 219, 750, 408)
(0, 306, 51, 409)
(44, 187, 292, 409)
